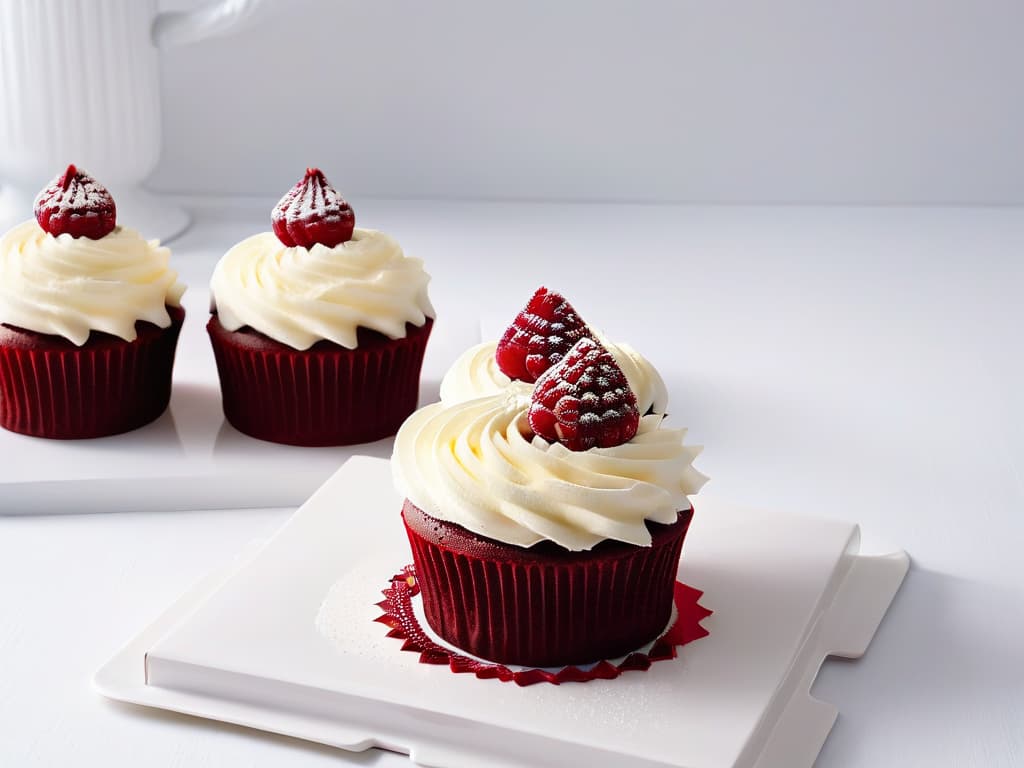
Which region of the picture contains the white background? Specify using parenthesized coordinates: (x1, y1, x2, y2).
(2, 2, 1024, 767)
(152, 0, 1024, 204)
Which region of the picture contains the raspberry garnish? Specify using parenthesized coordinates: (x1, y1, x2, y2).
(528, 337, 640, 451)
(495, 287, 593, 383)
(272, 167, 355, 248)
(34, 164, 117, 240)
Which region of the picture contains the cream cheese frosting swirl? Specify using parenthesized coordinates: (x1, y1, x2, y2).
(393, 392, 707, 551)
(439, 341, 533, 404)
(439, 336, 669, 415)
(210, 228, 434, 351)
(0, 220, 185, 346)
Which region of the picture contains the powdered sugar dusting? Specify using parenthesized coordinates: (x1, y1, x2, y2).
(529, 336, 640, 450)
(316, 557, 418, 665)
(33, 165, 116, 239)
(271, 168, 355, 248)
(496, 286, 594, 382)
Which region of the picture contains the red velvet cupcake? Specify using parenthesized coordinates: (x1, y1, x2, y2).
(402, 500, 692, 667)
(208, 169, 434, 446)
(0, 165, 186, 439)
(392, 337, 707, 668)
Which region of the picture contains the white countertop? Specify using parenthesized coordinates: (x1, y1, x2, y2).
(1, 199, 1022, 767)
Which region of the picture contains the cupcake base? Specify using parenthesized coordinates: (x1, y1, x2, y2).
(402, 500, 693, 668)
(0, 306, 185, 439)
(207, 316, 433, 447)
(376, 564, 713, 685)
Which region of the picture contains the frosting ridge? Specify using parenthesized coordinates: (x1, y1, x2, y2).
(210, 228, 434, 350)
(0, 220, 185, 346)
(392, 392, 707, 551)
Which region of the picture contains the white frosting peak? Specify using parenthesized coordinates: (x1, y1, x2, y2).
(392, 393, 707, 551)
(0, 220, 185, 346)
(209, 228, 434, 351)
(439, 342, 533, 404)
(440, 336, 669, 415)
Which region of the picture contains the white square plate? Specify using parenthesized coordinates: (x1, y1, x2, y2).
(95, 456, 908, 768)
(0, 281, 477, 514)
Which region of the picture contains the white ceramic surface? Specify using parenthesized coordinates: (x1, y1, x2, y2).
(95, 456, 908, 768)
(0, 0, 261, 240)
(3, 201, 1024, 768)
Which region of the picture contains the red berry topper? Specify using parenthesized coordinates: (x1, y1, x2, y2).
(272, 168, 355, 248)
(528, 336, 640, 451)
(34, 164, 117, 240)
(495, 287, 593, 383)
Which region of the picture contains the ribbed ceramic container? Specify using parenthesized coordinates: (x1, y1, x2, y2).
(207, 316, 433, 447)
(402, 499, 693, 668)
(0, 0, 161, 191)
(0, 306, 185, 439)
(0, 0, 260, 238)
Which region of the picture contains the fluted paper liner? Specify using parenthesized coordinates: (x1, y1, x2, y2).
(401, 501, 695, 668)
(376, 564, 712, 686)
(0, 307, 184, 439)
(207, 316, 433, 446)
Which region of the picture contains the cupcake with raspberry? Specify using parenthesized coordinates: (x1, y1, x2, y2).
(208, 168, 434, 446)
(0, 165, 186, 439)
(439, 286, 668, 415)
(394, 336, 706, 667)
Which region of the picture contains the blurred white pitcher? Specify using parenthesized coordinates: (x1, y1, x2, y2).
(0, 0, 261, 240)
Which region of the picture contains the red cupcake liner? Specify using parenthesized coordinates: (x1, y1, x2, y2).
(0, 306, 185, 439)
(402, 500, 693, 668)
(375, 565, 712, 686)
(207, 316, 433, 446)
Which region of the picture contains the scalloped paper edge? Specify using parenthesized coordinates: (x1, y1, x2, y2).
(375, 564, 713, 686)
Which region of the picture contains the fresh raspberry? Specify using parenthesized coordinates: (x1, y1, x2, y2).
(528, 337, 640, 451)
(495, 287, 593, 382)
(272, 168, 355, 248)
(34, 164, 117, 240)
